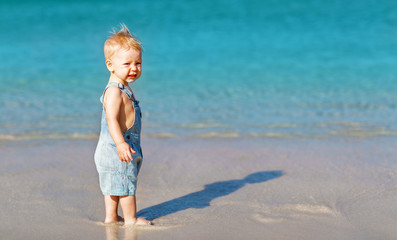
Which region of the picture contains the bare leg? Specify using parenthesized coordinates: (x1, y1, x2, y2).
(104, 195, 120, 223)
(119, 195, 152, 225)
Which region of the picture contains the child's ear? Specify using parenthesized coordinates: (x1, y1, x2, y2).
(105, 59, 114, 72)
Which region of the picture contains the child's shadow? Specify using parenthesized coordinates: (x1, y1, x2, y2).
(137, 170, 283, 220)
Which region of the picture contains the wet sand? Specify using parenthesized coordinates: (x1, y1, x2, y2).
(1, 137, 397, 240)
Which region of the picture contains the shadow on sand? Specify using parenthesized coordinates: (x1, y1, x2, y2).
(137, 170, 283, 221)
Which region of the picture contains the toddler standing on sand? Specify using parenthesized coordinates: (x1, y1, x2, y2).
(94, 24, 151, 225)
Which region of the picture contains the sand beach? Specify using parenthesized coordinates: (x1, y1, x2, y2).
(1, 136, 396, 240)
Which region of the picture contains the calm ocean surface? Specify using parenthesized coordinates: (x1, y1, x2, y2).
(0, 0, 396, 141)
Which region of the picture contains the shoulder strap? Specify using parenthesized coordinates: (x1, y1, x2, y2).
(116, 83, 134, 100)
(100, 82, 135, 103)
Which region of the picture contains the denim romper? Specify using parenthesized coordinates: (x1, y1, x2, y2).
(94, 82, 143, 196)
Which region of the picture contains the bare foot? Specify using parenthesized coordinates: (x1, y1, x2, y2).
(135, 217, 152, 225)
(104, 215, 124, 224)
(125, 217, 152, 226)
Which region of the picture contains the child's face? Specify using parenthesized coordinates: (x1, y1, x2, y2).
(106, 48, 142, 84)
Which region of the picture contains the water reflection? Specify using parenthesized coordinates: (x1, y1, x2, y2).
(105, 224, 137, 240)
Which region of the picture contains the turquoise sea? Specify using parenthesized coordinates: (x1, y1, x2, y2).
(1, 0, 396, 141)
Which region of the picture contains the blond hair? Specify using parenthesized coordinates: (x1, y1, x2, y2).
(104, 24, 142, 59)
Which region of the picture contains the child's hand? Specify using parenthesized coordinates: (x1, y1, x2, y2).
(116, 142, 136, 163)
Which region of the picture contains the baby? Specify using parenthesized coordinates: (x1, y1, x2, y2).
(94, 24, 151, 225)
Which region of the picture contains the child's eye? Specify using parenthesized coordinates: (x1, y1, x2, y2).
(123, 63, 130, 66)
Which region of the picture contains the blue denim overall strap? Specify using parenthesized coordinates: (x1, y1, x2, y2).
(100, 82, 135, 105)
(99, 82, 142, 144)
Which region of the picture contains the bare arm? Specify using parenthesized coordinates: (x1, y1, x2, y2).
(103, 86, 135, 163)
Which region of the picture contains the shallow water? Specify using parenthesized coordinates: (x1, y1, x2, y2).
(1, 0, 396, 141)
